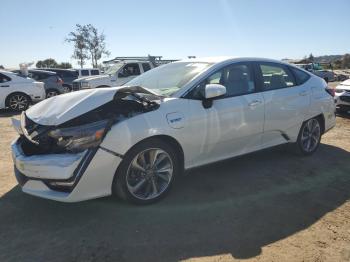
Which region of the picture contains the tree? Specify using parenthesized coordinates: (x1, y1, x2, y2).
(342, 54, 350, 69)
(66, 24, 109, 68)
(36, 58, 58, 68)
(57, 62, 72, 69)
(308, 53, 315, 63)
(66, 24, 90, 68)
(85, 24, 110, 68)
(0, 65, 4, 69)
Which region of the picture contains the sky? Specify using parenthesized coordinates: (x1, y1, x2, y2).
(1, 0, 349, 68)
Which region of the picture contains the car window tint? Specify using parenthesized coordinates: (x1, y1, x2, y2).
(290, 67, 310, 85)
(187, 63, 255, 99)
(142, 63, 151, 72)
(0, 73, 11, 83)
(91, 70, 99, 75)
(259, 63, 296, 90)
(81, 70, 89, 76)
(120, 63, 141, 77)
(222, 64, 255, 96)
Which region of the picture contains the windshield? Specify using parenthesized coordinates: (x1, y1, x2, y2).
(104, 63, 124, 75)
(126, 62, 213, 96)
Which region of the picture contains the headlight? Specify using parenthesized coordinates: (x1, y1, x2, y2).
(81, 82, 90, 88)
(48, 120, 109, 152)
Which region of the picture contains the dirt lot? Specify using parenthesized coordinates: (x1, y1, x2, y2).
(1, 97, 350, 261)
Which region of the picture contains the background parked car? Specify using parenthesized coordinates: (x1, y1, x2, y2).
(13, 69, 66, 98)
(40, 68, 79, 92)
(0, 70, 45, 111)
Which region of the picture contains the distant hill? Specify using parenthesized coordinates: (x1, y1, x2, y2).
(314, 55, 344, 63)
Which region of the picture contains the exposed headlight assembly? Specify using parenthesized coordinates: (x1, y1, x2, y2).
(48, 120, 109, 152)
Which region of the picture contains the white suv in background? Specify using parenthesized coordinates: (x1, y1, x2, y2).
(0, 70, 45, 111)
(11, 57, 336, 204)
(72, 61, 154, 90)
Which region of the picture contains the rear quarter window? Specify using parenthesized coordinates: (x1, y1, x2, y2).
(289, 67, 311, 85)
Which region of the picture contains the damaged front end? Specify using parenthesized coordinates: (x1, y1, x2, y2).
(11, 86, 161, 193)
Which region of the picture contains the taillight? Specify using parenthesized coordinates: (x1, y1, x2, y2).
(325, 87, 335, 97)
(57, 77, 64, 84)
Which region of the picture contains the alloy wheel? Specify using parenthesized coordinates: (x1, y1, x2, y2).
(9, 94, 28, 111)
(301, 119, 321, 153)
(126, 148, 174, 200)
(46, 91, 59, 98)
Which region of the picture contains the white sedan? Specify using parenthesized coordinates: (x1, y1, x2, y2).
(11, 57, 336, 204)
(0, 70, 45, 111)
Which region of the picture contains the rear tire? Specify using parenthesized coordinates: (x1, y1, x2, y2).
(113, 138, 180, 204)
(46, 89, 59, 98)
(294, 117, 322, 155)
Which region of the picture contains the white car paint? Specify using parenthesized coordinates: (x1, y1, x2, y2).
(0, 70, 45, 109)
(11, 57, 336, 202)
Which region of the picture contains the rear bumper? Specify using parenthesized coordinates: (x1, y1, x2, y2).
(11, 138, 122, 202)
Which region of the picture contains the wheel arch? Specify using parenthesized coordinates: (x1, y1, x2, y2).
(123, 134, 185, 172)
(315, 113, 325, 134)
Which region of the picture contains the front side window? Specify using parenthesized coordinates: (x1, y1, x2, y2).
(188, 63, 255, 99)
(81, 70, 89, 76)
(119, 63, 141, 77)
(142, 63, 151, 72)
(0, 73, 11, 83)
(258, 63, 296, 90)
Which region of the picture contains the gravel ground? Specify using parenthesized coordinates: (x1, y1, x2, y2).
(0, 90, 350, 261)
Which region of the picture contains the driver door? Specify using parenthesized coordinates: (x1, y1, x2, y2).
(185, 62, 265, 167)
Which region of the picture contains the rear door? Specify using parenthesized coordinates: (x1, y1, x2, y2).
(256, 62, 310, 147)
(0, 73, 12, 108)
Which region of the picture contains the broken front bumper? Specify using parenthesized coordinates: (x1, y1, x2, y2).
(11, 138, 122, 202)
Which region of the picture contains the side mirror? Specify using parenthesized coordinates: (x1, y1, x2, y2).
(203, 84, 226, 99)
(201, 84, 226, 109)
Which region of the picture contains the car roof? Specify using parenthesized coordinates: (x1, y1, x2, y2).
(176, 56, 293, 66)
(39, 68, 77, 72)
(28, 69, 57, 75)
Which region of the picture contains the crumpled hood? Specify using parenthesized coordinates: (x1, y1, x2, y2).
(26, 86, 158, 126)
(74, 74, 110, 82)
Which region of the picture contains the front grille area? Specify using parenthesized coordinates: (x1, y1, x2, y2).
(340, 96, 350, 103)
(72, 82, 81, 91)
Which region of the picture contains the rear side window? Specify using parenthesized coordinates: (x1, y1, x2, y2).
(29, 72, 48, 81)
(0, 73, 11, 83)
(258, 63, 296, 90)
(290, 67, 310, 85)
(91, 70, 99, 75)
(81, 70, 89, 76)
(142, 63, 151, 72)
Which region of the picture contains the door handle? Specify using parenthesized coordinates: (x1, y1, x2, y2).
(0, 85, 9, 87)
(299, 91, 308, 96)
(248, 100, 262, 107)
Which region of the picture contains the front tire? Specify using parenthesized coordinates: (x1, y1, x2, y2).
(295, 117, 322, 155)
(113, 138, 180, 204)
(6, 93, 30, 111)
